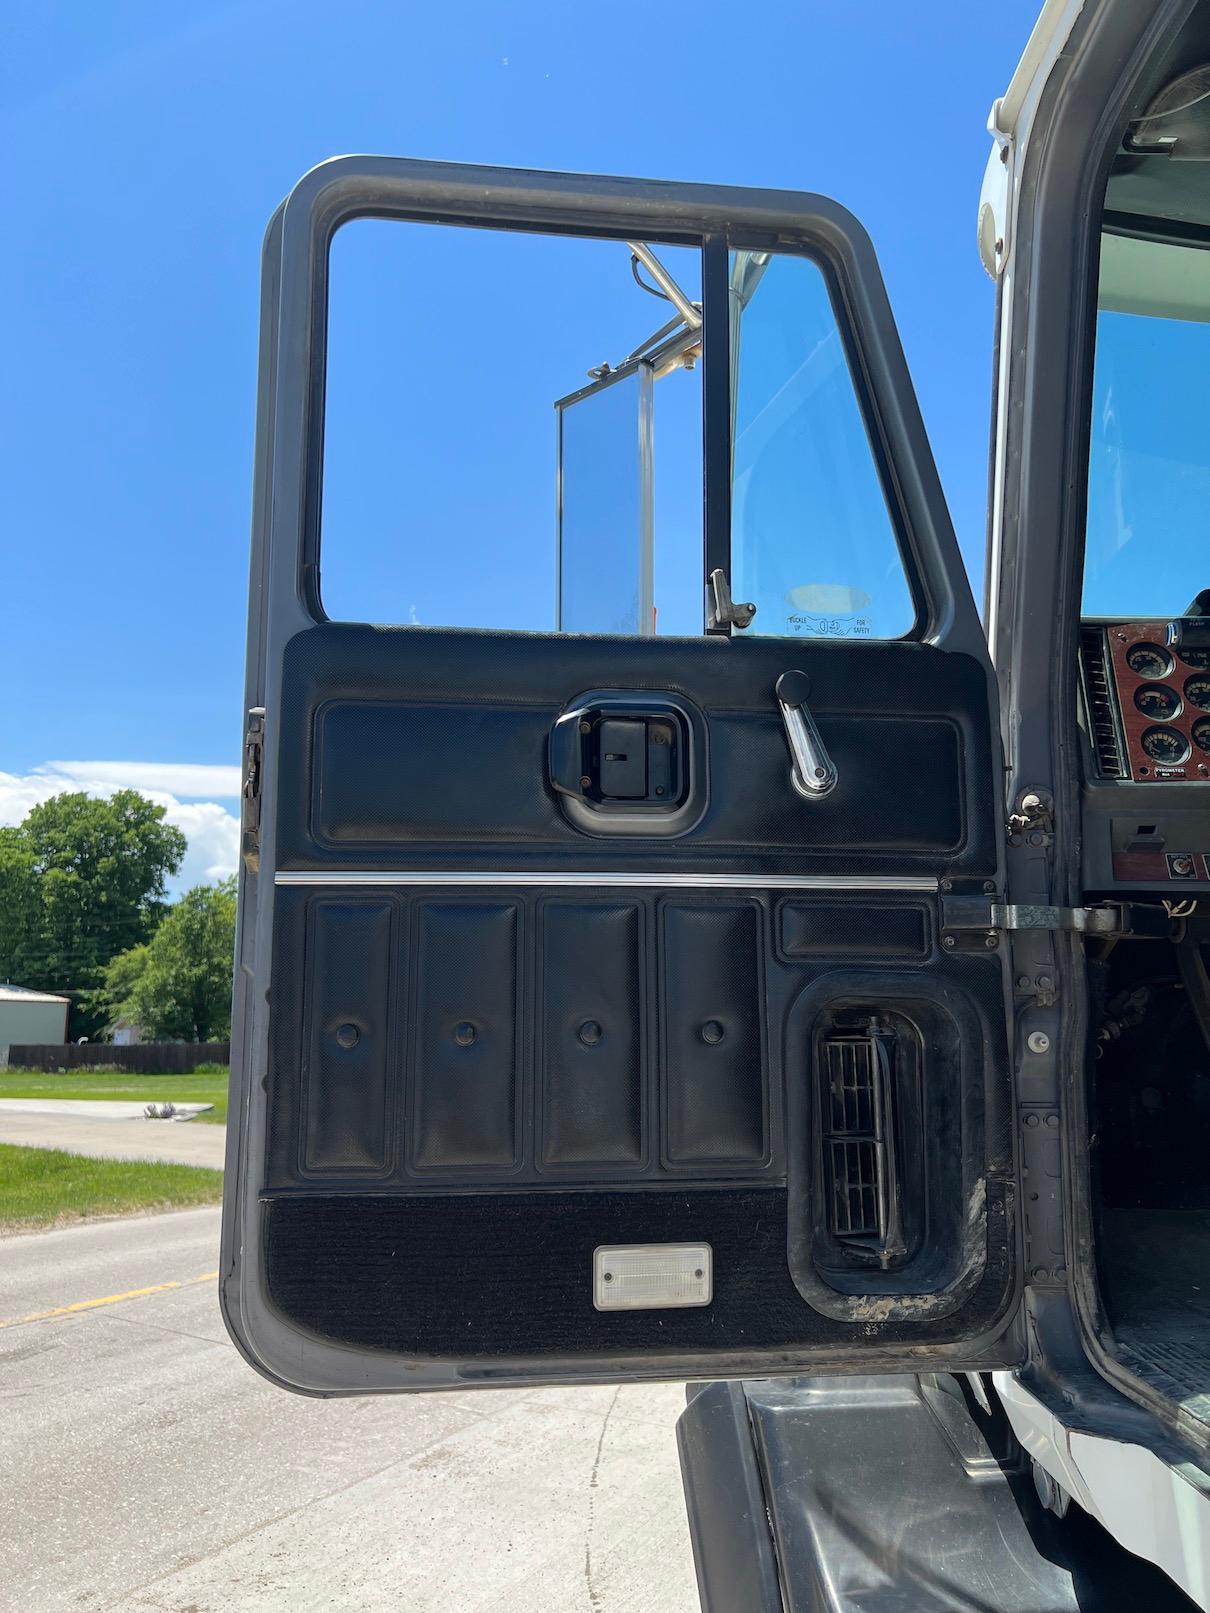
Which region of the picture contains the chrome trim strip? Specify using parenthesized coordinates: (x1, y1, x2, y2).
(274, 870, 938, 892)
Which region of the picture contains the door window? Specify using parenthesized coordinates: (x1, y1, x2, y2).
(730, 253, 915, 640)
(320, 220, 917, 639)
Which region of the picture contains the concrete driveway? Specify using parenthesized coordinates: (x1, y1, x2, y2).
(0, 1207, 699, 1613)
(0, 1108, 226, 1167)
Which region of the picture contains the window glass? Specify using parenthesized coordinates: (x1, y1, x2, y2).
(730, 252, 915, 640)
(321, 224, 913, 639)
(322, 218, 702, 630)
(558, 366, 650, 635)
(1083, 232, 1210, 618)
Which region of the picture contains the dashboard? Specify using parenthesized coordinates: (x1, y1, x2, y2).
(1080, 621, 1210, 890)
(1104, 624, 1210, 782)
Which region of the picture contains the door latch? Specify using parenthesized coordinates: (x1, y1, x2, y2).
(241, 707, 265, 873)
(706, 568, 756, 631)
(548, 694, 697, 833)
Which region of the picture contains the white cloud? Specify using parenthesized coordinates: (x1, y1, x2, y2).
(0, 762, 241, 896)
(44, 760, 242, 798)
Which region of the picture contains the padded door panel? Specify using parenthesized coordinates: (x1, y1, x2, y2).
(315, 700, 557, 846)
(274, 626, 996, 876)
(538, 901, 645, 1169)
(411, 901, 520, 1171)
(661, 901, 767, 1167)
(302, 898, 394, 1175)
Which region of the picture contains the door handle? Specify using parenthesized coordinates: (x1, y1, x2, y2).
(775, 671, 837, 799)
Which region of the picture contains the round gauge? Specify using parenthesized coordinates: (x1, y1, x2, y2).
(1193, 718, 1210, 755)
(1135, 683, 1182, 720)
(1141, 726, 1191, 766)
(1126, 642, 1175, 679)
(1184, 674, 1210, 711)
(1179, 646, 1210, 670)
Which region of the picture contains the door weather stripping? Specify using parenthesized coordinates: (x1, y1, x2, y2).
(275, 870, 938, 892)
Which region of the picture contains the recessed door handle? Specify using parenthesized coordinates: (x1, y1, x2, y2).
(775, 671, 837, 799)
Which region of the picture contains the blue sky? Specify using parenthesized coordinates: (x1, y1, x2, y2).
(0, 0, 1040, 887)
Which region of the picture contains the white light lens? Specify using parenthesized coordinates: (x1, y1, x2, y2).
(592, 1243, 713, 1311)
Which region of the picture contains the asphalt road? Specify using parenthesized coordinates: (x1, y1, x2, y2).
(0, 1207, 698, 1613)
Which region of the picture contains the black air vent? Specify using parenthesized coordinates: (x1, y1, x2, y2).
(1080, 626, 1127, 778)
(822, 1021, 906, 1269)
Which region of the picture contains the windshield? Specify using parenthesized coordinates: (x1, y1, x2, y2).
(1083, 231, 1210, 618)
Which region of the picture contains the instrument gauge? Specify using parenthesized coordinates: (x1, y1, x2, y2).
(1134, 684, 1181, 720)
(1179, 646, 1210, 670)
(1126, 642, 1174, 679)
(1140, 727, 1191, 767)
(1193, 718, 1210, 755)
(1184, 674, 1210, 711)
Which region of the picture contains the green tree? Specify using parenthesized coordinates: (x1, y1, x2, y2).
(85, 943, 152, 1035)
(117, 878, 237, 1043)
(0, 791, 186, 1037)
(0, 830, 41, 986)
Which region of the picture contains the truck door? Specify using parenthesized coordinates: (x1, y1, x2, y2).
(221, 159, 1016, 1393)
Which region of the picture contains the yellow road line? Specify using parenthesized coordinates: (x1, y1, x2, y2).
(0, 1270, 218, 1330)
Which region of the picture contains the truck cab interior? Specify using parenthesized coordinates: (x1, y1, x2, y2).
(1074, 15, 1210, 1441)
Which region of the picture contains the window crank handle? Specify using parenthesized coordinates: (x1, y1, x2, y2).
(775, 671, 837, 799)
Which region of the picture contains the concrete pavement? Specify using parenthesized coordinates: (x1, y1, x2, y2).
(0, 1099, 213, 1119)
(0, 1207, 699, 1613)
(0, 1112, 227, 1167)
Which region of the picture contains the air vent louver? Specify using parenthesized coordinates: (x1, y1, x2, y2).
(822, 1021, 906, 1269)
(1080, 626, 1127, 778)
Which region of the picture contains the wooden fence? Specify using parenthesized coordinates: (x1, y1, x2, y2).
(6, 1042, 230, 1074)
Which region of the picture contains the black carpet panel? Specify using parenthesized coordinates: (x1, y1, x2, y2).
(264, 1186, 1012, 1361)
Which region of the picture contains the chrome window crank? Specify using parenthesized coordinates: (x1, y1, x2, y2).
(775, 671, 838, 799)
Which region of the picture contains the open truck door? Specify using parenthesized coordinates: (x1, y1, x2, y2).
(221, 160, 1017, 1394)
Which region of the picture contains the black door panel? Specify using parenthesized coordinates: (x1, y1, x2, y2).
(222, 160, 1017, 1393)
(277, 625, 992, 873)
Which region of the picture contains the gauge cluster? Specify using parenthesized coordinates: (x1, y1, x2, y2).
(1107, 625, 1210, 782)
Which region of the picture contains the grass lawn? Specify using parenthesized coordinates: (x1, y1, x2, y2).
(0, 1142, 222, 1233)
(0, 1070, 229, 1124)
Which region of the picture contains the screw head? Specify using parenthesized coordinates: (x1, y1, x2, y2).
(1027, 1030, 1050, 1054)
(942, 935, 957, 950)
(701, 1020, 725, 1045)
(579, 775, 593, 790)
(454, 1021, 477, 1048)
(335, 1022, 360, 1050)
(578, 1020, 603, 1047)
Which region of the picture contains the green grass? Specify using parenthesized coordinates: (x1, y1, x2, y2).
(0, 1142, 223, 1233)
(0, 1070, 229, 1125)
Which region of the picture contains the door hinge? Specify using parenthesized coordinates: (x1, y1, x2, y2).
(241, 707, 265, 873)
(942, 895, 1172, 942)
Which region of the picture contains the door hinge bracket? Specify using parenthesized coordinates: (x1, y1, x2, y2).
(241, 707, 265, 873)
(942, 895, 1172, 941)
